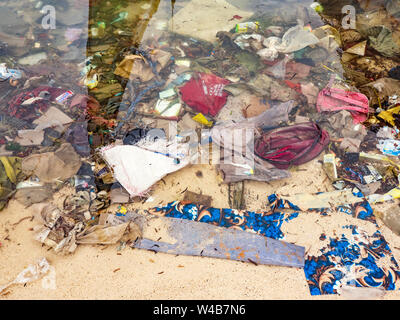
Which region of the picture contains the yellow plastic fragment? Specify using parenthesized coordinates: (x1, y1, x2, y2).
(377, 105, 400, 126)
(369, 186, 400, 204)
(117, 205, 127, 215)
(84, 74, 99, 89)
(192, 113, 213, 127)
(386, 187, 400, 200)
(0, 157, 16, 184)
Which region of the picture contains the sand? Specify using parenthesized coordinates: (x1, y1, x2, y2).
(2, 156, 400, 300)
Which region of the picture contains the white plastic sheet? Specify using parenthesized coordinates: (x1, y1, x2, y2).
(257, 21, 320, 60)
(0, 257, 51, 294)
(101, 142, 189, 197)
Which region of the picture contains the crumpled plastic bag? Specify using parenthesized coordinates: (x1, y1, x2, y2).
(276, 22, 320, 53)
(300, 82, 319, 107)
(313, 110, 367, 142)
(0, 257, 50, 294)
(234, 34, 264, 51)
(218, 159, 290, 183)
(257, 21, 320, 60)
(340, 137, 363, 153)
(212, 101, 296, 183)
(377, 126, 398, 139)
(32, 202, 81, 254)
(264, 55, 291, 79)
(33, 203, 61, 228)
(266, 59, 312, 82)
(257, 37, 281, 61)
(179, 72, 231, 117)
(22, 143, 81, 183)
(317, 76, 370, 124)
(365, 25, 400, 57)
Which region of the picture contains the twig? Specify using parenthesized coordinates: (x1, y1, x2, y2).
(12, 216, 32, 226)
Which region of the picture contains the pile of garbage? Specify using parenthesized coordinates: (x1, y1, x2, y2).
(1, 0, 400, 297)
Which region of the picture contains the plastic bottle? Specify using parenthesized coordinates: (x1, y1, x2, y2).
(235, 22, 259, 33)
(323, 154, 337, 181)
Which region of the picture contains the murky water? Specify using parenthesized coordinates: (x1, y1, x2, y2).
(0, 0, 399, 210)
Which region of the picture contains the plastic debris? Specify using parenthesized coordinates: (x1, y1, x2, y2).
(179, 72, 230, 117)
(100, 142, 190, 197)
(317, 76, 370, 124)
(0, 257, 51, 294)
(235, 22, 260, 33)
(323, 154, 338, 181)
(192, 113, 213, 127)
(257, 21, 320, 60)
(22, 143, 82, 183)
(129, 211, 305, 268)
(0, 63, 22, 81)
(377, 139, 400, 156)
(254, 122, 330, 169)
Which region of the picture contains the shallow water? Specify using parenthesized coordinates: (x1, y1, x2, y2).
(0, 0, 399, 208)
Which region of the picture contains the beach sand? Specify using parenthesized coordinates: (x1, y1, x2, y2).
(1, 156, 400, 300)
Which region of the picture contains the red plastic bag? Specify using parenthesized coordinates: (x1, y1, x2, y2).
(254, 122, 330, 169)
(316, 76, 370, 124)
(179, 72, 230, 117)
